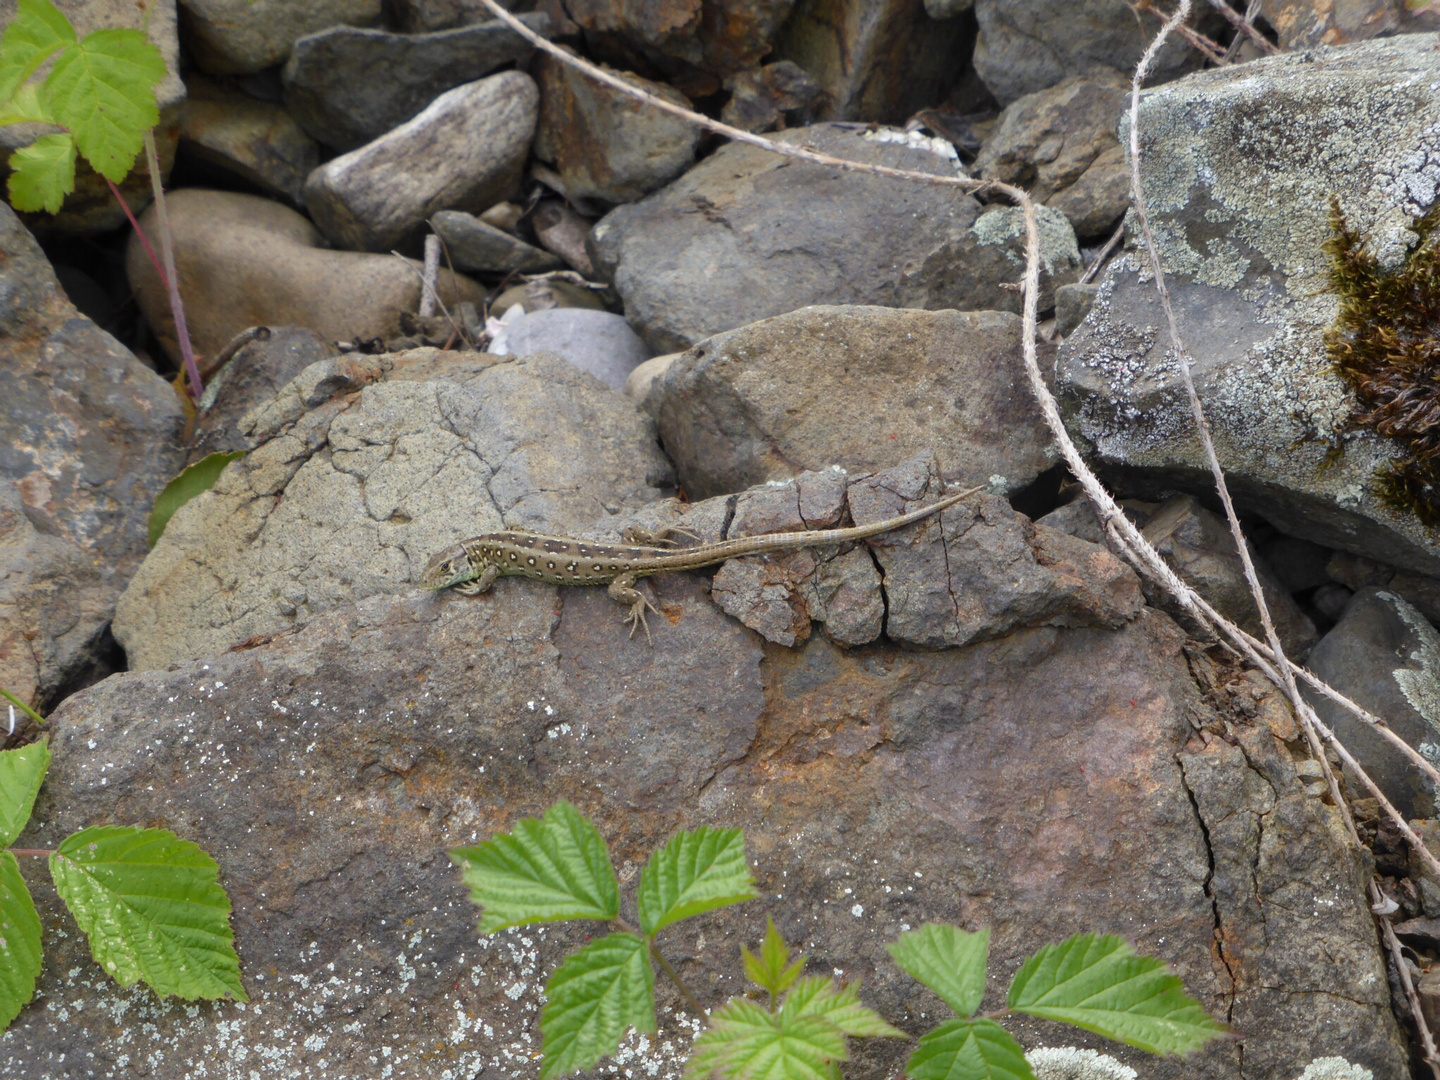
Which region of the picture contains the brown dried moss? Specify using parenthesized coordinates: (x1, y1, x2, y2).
(1326, 197, 1440, 525)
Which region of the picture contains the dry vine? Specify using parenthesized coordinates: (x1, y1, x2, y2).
(478, 0, 1440, 1066)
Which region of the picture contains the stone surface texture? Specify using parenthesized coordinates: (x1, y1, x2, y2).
(431, 208, 563, 273)
(1261, 0, 1440, 50)
(719, 60, 825, 133)
(281, 14, 546, 152)
(7, 588, 1406, 1077)
(1058, 35, 1440, 577)
(0, 203, 184, 706)
(113, 349, 675, 671)
(1304, 586, 1440, 819)
(589, 124, 1076, 352)
(648, 305, 1057, 499)
(972, 0, 1210, 104)
(126, 189, 485, 369)
(304, 71, 538, 252)
(499, 308, 652, 392)
(534, 49, 700, 204)
(774, 0, 971, 122)
(974, 67, 1132, 237)
(181, 74, 319, 203)
(179, 0, 382, 74)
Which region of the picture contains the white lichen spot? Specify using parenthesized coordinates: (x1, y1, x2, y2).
(1027, 1046, 1138, 1080)
(1297, 1058, 1374, 1080)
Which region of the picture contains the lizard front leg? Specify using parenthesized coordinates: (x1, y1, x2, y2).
(453, 562, 500, 596)
(607, 572, 659, 643)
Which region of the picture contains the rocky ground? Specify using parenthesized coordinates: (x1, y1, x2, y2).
(6, 1, 1440, 1078)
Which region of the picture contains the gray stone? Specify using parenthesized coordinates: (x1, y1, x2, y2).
(181, 74, 319, 203)
(972, 0, 1209, 105)
(1305, 587, 1440, 818)
(179, 0, 382, 74)
(8, 583, 1404, 1076)
(126, 189, 486, 371)
(1140, 495, 1319, 659)
(719, 61, 825, 134)
(534, 50, 700, 204)
(113, 349, 674, 670)
(589, 124, 1076, 353)
(1056, 281, 1099, 336)
(648, 305, 1057, 499)
(1261, 0, 1440, 50)
(499, 308, 652, 393)
(282, 15, 547, 152)
(0, 202, 184, 707)
(1259, 534, 1335, 594)
(391, 0, 506, 31)
(1057, 36, 1440, 578)
(431, 208, 562, 274)
(304, 71, 537, 253)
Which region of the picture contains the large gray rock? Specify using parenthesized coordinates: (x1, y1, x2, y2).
(126, 189, 487, 371)
(648, 305, 1058, 498)
(499, 308, 652, 393)
(533, 50, 700, 204)
(0, 204, 185, 707)
(282, 14, 547, 152)
(1058, 35, 1440, 578)
(113, 349, 675, 670)
(972, 0, 1208, 105)
(181, 75, 319, 204)
(179, 0, 382, 74)
(304, 71, 538, 252)
(1261, 0, 1440, 50)
(1304, 586, 1440, 819)
(8, 585, 1405, 1077)
(590, 124, 1078, 353)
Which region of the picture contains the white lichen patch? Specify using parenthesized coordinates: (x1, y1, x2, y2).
(1296, 1057, 1374, 1080)
(860, 127, 964, 172)
(1026, 1045, 1138, 1080)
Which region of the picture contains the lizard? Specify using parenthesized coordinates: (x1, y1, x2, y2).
(419, 483, 984, 642)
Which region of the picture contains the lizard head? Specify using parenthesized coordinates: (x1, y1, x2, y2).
(419, 543, 478, 591)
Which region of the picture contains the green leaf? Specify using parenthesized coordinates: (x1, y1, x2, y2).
(779, 976, 905, 1039)
(44, 26, 164, 183)
(888, 924, 990, 1018)
(0, 739, 50, 846)
(688, 998, 849, 1080)
(148, 451, 245, 547)
(7, 130, 74, 213)
(638, 827, 757, 938)
(1007, 934, 1226, 1056)
(904, 1019, 1034, 1080)
(0, 83, 53, 126)
(0, 851, 43, 1033)
(540, 932, 655, 1079)
(451, 801, 620, 933)
(49, 826, 245, 1001)
(0, 0, 76, 106)
(743, 917, 806, 999)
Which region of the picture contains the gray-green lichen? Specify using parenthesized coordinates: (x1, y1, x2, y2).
(1296, 1056, 1373, 1080)
(1027, 1046, 1138, 1080)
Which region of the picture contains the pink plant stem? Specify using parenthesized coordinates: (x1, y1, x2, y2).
(105, 175, 169, 292)
(145, 133, 203, 402)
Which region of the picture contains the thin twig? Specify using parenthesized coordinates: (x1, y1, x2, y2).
(142, 132, 203, 402)
(1209, 0, 1281, 56)
(1081, 221, 1126, 285)
(1377, 883, 1440, 1072)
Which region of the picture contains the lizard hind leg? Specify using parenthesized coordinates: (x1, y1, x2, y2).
(607, 572, 660, 644)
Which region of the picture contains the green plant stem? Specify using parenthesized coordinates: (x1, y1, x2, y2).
(9, 849, 54, 857)
(614, 917, 710, 1025)
(142, 131, 202, 403)
(0, 688, 45, 727)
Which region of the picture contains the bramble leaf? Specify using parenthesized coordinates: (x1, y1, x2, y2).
(148, 451, 245, 547)
(0, 851, 43, 1032)
(638, 826, 756, 937)
(743, 917, 806, 999)
(0, 0, 76, 105)
(0, 739, 50, 846)
(1007, 934, 1226, 1056)
(688, 998, 849, 1080)
(905, 1018, 1034, 1080)
(7, 131, 74, 213)
(779, 976, 905, 1039)
(540, 932, 655, 1079)
(888, 924, 990, 1018)
(49, 826, 245, 1001)
(451, 801, 620, 933)
(44, 26, 164, 182)
(0, 83, 52, 127)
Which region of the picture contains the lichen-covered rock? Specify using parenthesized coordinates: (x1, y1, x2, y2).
(1058, 35, 1440, 577)
(648, 305, 1058, 498)
(113, 349, 674, 670)
(8, 575, 1405, 1078)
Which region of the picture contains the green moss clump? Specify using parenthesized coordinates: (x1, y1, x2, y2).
(1326, 196, 1440, 525)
